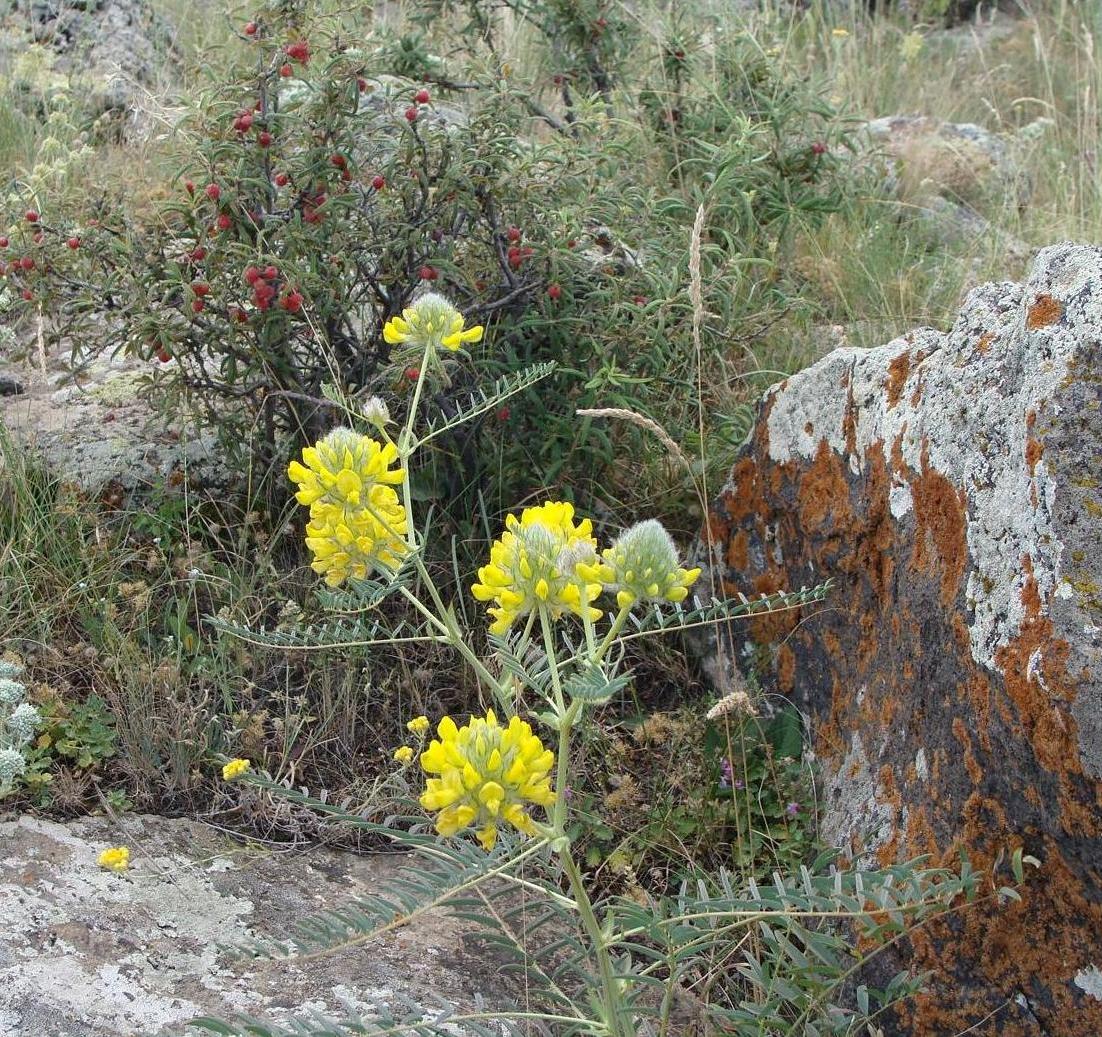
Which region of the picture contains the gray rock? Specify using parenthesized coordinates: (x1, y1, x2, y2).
(700, 242, 1102, 1035)
(1, 0, 178, 117)
(861, 114, 1033, 254)
(0, 343, 226, 497)
(0, 813, 509, 1037)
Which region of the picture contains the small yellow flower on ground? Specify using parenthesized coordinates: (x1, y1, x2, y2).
(831, 27, 849, 37)
(420, 711, 555, 850)
(393, 745, 415, 765)
(407, 715, 430, 735)
(382, 293, 483, 353)
(471, 501, 603, 634)
(222, 758, 252, 781)
(98, 846, 130, 872)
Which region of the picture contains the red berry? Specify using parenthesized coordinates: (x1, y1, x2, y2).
(280, 63, 293, 77)
(263, 265, 278, 280)
(184, 180, 195, 195)
(25, 210, 38, 223)
(21, 288, 33, 301)
(596, 16, 608, 28)
(811, 141, 827, 155)
(419, 264, 437, 281)
(0, 237, 8, 248)
(191, 298, 205, 313)
(567, 238, 576, 248)
(244, 20, 257, 35)
(405, 106, 418, 123)
(280, 290, 303, 313)
(234, 112, 254, 133)
(632, 294, 647, 305)
(191, 281, 210, 296)
(496, 406, 510, 421)
(230, 306, 248, 323)
(188, 246, 205, 261)
(217, 213, 232, 231)
(404, 366, 420, 381)
(205, 183, 221, 201)
(506, 225, 522, 243)
(357, 77, 367, 92)
(258, 130, 272, 147)
(20, 256, 34, 271)
(329, 153, 346, 169)
(371, 174, 385, 190)
(244, 266, 261, 285)
(275, 172, 289, 187)
(553, 74, 564, 85)
(156, 347, 171, 362)
(284, 40, 309, 63)
(414, 88, 430, 104)
(548, 283, 562, 301)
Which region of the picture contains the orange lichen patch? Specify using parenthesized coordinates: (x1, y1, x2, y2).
(887, 350, 911, 408)
(842, 378, 858, 454)
(909, 838, 1102, 1037)
(726, 529, 748, 571)
(995, 615, 1081, 778)
(796, 440, 851, 531)
(1026, 437, 1044, 475)
(910, 449, 968, 607)
(776, 643, 796, 694)
(975, 331, 995, 355)
(952, 716, 983, 786)
(874, 765, 903, 867)
(1026, 293, 1064, 329)
(963, 673, 994, 751)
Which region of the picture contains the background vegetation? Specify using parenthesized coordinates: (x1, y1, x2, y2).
(0, 0, 1097, 895)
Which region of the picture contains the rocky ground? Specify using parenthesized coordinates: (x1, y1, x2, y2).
(0, 813, 510, 1037)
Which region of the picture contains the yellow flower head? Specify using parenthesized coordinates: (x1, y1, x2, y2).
(599, 519, 702, 610)
(382, 292, 483, 353)
(288, 428, 410, 587)
(831, 27, 849, 38)
(288, 427, 404, 511)
(393, 745, 415, 765)
(471, 501, 603, 635)
(407, 715, 430, 735)
(420, 710, 555, 850)
(98, 846, 130, 873)
(222, 758, 252, 781)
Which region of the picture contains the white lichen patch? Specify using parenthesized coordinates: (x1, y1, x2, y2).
(1074, 965, 1102, 1001)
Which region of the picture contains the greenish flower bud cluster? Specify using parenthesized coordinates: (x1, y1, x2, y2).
(0, 660, 40, 797)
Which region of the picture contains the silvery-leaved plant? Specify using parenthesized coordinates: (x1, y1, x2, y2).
(0, 662, 40, 798)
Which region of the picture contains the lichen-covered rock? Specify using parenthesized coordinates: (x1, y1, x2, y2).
(0, 344, 225, 497)
(0, 814, 509, 1036)
(702, 242, 1102, 1035)
(0, 0, 178, 118)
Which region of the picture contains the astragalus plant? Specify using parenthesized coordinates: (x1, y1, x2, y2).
(197, 292, 988, 1037)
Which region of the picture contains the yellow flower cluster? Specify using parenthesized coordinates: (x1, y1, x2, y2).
(471, 507, 701, 633)
(420, 711, 555, 850)
(597, 519, 702, 609)
(97, 846, 130, 872)
(382, 293, 483, 354)
(222, 758, 252, 781)
(287, 428, 409, 587)
(471, 501, 603, 635)
(393, 745, 414, 765)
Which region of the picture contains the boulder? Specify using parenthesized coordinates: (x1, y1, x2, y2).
(0, 813, 508, 1036)
(701, 242, 1102, 1035)
(0, 342, 225, 498)
(0, 0, 178, 119)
